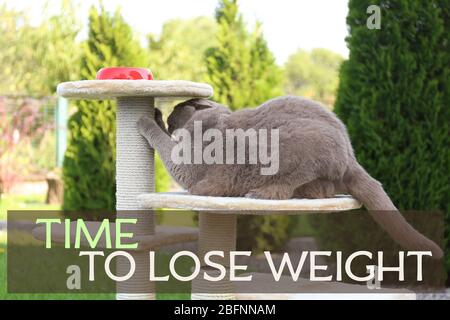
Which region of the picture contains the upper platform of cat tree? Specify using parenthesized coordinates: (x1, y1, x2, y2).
(57, 80, 213, 100)
(138, 192, 362, 212)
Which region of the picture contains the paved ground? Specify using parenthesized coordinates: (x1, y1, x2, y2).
(417, 290, 450, 300)
(8, 181, 48, 196)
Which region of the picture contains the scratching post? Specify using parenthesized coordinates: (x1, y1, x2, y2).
(56, 79, 213, 300)
(55, 78, 398, 300)
(191, 212, 236, 300)
(116, 97, 155, 300)
(116, 97, 155, 211)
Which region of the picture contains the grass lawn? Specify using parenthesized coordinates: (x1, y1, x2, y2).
(0, 194, 190, 300)
(0, 240, 189, 300)
(0, 193, 60, 221)
(0, 194, 193, 300)
(0, 242, 114, 300)
(0, 193, 317, 300)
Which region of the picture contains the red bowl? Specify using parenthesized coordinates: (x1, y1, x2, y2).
(96, 67, 153, 80)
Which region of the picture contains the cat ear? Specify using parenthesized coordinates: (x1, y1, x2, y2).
(189, 98, 218, 110)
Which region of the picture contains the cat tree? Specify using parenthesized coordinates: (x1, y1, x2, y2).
(53, 77, 414, 300)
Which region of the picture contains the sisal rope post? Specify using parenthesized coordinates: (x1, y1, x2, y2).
(116, 97, 155, 300)
(191, 212, 237, 300)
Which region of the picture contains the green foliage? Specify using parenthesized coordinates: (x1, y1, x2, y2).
(249, 23, 285, 107)
(155, 154, 171, 193)
(237, 214, 296, 254)
(0, 2, 78, 192)
(0, 194, 59, 221)
(284, 48, 344, 107)
(63, 6, 170, 215)
(327, 0, 450, 275)
(206, 0, 291, 253)
(0, 98, 56, 192)
(148, 17, 217, 82)
(206, 0, 283, 110)
(0, 0, 81, 96)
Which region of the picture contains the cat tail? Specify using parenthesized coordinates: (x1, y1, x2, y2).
(344, 162, 443, 259)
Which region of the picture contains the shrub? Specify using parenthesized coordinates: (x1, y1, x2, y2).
(0, 98, 54, 192)
(324, 0, 450, 277)
(63, 6, 170, 218)
(206, 0, 290, 253)
(237, 215, 297, 254)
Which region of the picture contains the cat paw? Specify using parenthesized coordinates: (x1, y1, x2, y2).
(155, 107, 163, 119)
(245, 186, 293, 200)
(244, 191, 264, 199)
(137, 116, 158, 136)
(154, 108, 165, 128)
(190, 179, 227, 197)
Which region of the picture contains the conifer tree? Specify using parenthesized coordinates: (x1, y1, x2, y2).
(206, 0, 282, 110)
(331, 0, 450, 272)
(63, 6, 170, 215)
(206, 0, 289, 252)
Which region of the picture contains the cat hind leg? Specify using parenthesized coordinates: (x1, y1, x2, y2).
(245, 183, 296, 200)
(293, 180, 336, 199)
(189, 177, 233, 197)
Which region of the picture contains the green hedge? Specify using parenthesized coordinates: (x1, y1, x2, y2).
(326, 0, 450, 277)
(63, 6, 170, 219)
(237, 215, 297, 253)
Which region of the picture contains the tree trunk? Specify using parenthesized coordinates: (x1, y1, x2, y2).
(46, 173, 63, 205)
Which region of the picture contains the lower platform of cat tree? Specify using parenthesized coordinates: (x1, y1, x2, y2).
(137, 192, 362, 212)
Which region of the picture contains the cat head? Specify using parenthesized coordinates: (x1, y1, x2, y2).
(167, 98, 230, 134)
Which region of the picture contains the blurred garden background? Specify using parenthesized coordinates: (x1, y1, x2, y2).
(0, 0, 448, 299)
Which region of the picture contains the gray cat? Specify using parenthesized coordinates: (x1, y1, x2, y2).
(137, 96, 443, 258)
